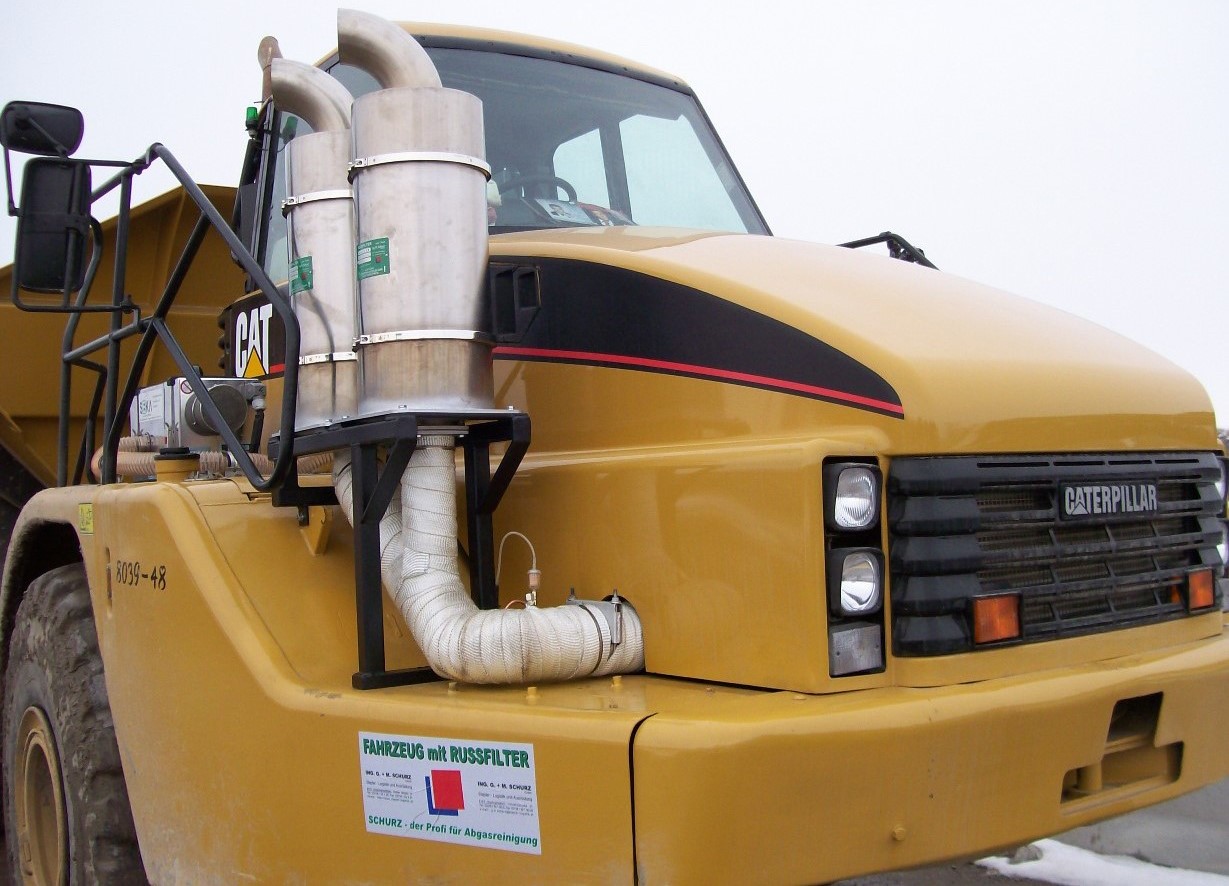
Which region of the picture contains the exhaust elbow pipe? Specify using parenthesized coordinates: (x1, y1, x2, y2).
(270, 58, 359, 430)
(336, 8, 442, 89)
(270, 58, 353, 131)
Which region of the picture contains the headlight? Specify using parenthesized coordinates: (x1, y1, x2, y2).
(824, 463, 881, 530)
(1218, 521, 1228, 569)
(1216, 458, 1228, 502)
(827, 548, 884, 615)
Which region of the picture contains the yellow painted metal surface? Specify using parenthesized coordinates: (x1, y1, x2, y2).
(478, 226, 1220, 692)
(87, 479, 642, 882)
(489, 228, 1215, 456)
(371, 22, 688, 89)
(8, 480, 1228, 882)
(631, 631, 1229, 884)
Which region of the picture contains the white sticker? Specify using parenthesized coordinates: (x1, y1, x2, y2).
(535, 199, 594, 225)
(358, 731, 541, 855)
(134, 385, 166, 435)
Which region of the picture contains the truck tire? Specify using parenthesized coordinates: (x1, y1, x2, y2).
(2, 563, 146, 884)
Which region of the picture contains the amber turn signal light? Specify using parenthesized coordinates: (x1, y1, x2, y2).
(973, 594, 1021, 644)
(1188, 569, 1215, 611)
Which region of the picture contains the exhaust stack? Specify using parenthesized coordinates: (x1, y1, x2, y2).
(327, 12, 646, 684)
(270, 59, 358, 430)
(338, 9, 495, 416)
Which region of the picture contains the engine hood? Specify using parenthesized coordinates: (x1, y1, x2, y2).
(490, 227, 1216, 453)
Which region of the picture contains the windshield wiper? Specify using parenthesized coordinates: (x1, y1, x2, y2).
(839, 231, 937, 269)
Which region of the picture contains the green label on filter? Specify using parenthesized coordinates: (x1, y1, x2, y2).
(357, 237, 391, 280)
(289, 255, 313, 294)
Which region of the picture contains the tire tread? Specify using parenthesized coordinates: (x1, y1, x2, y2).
(2, 563, 146, 884)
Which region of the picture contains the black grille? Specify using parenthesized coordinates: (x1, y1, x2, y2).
(889, 452, 1225, 655)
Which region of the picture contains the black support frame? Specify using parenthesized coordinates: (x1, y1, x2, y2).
(284, 412, 531, 689)
(8, 129, 534, 691)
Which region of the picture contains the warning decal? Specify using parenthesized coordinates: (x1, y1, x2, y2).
(358, 731, 541, 855)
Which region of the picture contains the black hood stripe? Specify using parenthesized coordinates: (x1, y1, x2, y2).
(491, 256, 903, 419)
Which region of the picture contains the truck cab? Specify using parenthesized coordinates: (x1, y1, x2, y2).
(0, 15, 1226, 884)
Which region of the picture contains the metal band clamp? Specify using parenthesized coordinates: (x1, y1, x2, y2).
(356, 329, 493, 347)
(281, 188, 353, 216)
(299, 351, 358, 366)
(348, 151, 492, 180)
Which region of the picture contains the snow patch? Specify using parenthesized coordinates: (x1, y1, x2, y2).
(978, 839, 1229, 885)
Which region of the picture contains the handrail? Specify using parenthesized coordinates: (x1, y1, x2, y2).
(13, 142, 301, 491)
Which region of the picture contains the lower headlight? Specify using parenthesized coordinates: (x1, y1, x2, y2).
(827, 548, 884, 616)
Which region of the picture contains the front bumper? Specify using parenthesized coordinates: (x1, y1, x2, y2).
(631, 629, 1229, 884)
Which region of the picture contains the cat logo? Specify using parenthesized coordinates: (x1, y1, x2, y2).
(234, 303, 275, 378)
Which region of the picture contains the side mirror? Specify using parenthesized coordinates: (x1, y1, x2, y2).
(14, 157, 92, 293)
(0, 102, 84, 157)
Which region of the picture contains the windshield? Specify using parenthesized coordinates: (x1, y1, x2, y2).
(334, 48, 766, 234)
(260, 45, 766, 282)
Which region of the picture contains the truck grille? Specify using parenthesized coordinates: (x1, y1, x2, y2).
(888, 452, 1225, 655)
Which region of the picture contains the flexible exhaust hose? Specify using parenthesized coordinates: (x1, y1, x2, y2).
(99, 440, 333, 480)
(333, 437, 644, 684)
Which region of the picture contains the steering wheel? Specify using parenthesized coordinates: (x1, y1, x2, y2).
(498, 174, 578, 203)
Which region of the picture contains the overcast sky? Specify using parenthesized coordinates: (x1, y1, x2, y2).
(3, 1, 1227, 422)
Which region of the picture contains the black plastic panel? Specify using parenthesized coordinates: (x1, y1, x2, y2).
(889, 452, 1225, 655)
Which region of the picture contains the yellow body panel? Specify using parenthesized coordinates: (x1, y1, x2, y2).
(52, 481, 643, 882)
(489, 228, 1215, 455)
(7, 481, 1228, 882)
(350, 22, 688, 89)
(480, 227, 1219, 690)
(631, 632, 1229, 884)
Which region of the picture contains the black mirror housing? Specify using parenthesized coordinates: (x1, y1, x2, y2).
(14, 157, 92, 293)
(0, 102, 84, 157)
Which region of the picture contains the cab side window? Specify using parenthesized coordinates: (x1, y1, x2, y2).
(257, 112, 308, 288)
(553, 128, 611, 208)
(619, 114, 745, 231)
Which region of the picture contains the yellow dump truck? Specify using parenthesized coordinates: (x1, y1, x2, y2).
(1, 10, 1226, 884)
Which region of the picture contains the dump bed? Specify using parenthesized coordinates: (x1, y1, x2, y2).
(0, 185, 242, 512)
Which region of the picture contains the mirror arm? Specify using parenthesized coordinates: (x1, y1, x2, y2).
(16, 110, 72, 158)
(90, 155, 147, 204)
(3, 146, 15, 217)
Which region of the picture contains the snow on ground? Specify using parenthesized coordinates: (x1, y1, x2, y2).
(978, 839, 1229, 885)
